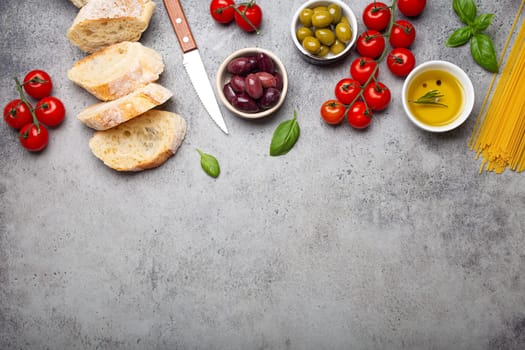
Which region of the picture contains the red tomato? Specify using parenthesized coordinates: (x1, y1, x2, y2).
(209, 0, 236, 24)
(23, 70, 53, 99)
(35, 96, 66, 127)
(320, 99, 346, 125)
(350, 57, 379, 85)
(389, 20, 416, 48)
(363, 82, 391, 111)
(362, 2, 391, 32)
(387, 48, 416, 77)
(234, 3, 263, 32)
(334, 78, 362, 105)
(18, 123, 49, 152)
(348, 101, 372, 129)
(3, 99, 33, 130)
(397, 0, 426, 17)
(356, 30, 385, 59)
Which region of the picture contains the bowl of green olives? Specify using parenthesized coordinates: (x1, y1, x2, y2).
(291, 0, 358, 65)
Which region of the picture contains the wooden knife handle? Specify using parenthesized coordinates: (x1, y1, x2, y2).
(163, 0, 197, 53)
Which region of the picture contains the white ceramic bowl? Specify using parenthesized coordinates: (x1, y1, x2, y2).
(216, 48, 288, 119)
(291, 0, 358, 65)
(401, 60, 475, 132)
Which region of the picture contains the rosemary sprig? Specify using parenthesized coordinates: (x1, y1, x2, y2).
(409, 89, 448, 107)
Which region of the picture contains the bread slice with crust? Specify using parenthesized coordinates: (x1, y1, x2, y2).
(67, 0, 156, 53)
(77, 83, 172, 130)
(67, 41, 164, 101)
(89, 110, 187, 171)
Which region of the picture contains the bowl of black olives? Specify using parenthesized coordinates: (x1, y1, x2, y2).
(216, 48, 288, 119)
(291, 0, 358, 65)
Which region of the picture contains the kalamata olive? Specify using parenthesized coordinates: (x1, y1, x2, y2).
(245, 73, 263, 99)
(230, 75, 246, 92)
(256, 52, 275, 73)
(255, 72, 277, 88)
(274, 72, 283, 91)
(227, 57, 256, 75)
(223, 83, 237, 104)
(259, 88, 281, 109)
(232, 92, 259, 112)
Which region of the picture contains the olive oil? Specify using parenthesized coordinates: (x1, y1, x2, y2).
(406, 69, 464, 126)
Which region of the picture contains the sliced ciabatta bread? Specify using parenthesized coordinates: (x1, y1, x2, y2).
(70, 0, 88, 7)
(67, 0, 156, 53)
(89, 110, 187, 171)
(67, 41, 164, 101)
(77, 83, 173, 130)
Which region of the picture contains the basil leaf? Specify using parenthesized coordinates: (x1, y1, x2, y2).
(197, 149, 220, 178)
(453, 0, 477, 24)
(269, 111, 300, 156)
(470, 33, 499, 72)
(472, 13, 494, 32)
(446, 27, 473, 47)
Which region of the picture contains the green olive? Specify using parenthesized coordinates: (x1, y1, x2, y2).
(296, 26, 313, 42)
(339, 16, 349, 25)
(313, 6, 328, 13)
(327, 4, 342, 24)
(330, 39, 346, 55)
(299, 8, 313, 27)
(315, 28, 336, 46)
(317, 45, 330, 57)
(335, 22, 352, 43)
(311, 10, 333, 28)
(302, 36, 321, 54)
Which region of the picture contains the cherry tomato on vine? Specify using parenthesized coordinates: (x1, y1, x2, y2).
(320, 99, 346, 125)
(356, 30, 385, 59)
(347, 101, 372, 129)
(3, 99, 33, 130)
(334, 78, 362, 105)
(35, 96, 66, 127)
(387, 48, 416, 77)
(210, 0, 236, 24)
(18, 123, 49, 152)
(389, 20, 416, 48)
(350, 57, 378, 85)
(363, 82, 391, 111)
(362, 2, 391, 32)
(23, 70, 53, 99)
(234, 3, 262, 32)
(397, 0, 426, 17)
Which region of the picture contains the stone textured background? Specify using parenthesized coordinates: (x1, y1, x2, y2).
(1, 0, 524, 349)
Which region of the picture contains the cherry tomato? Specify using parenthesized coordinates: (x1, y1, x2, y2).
(356, 30, 385, 59)
(350, 57, 379, 85)
(347, 101, 372, 129)
(3, 99, 33, 130)
(397, 0, 426, 17)
(363, 82, 391, 111)
(23, 70, 53, 99)
(18, 123, 49, 152)
(334, 78, 362, 105)
(210, 0, 236, 24)
(320, 99, 346, 125)
(389, 20, 416, 48)
(234, 3, 263, 32)
(35, 96, 66, 127)
(362, 2, 391, 32)
(387, 48, 416, 77)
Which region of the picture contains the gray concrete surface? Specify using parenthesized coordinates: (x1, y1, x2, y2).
(1, 0, 524, 349)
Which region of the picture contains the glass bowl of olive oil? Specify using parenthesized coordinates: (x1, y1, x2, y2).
(402, 60, 475, 132)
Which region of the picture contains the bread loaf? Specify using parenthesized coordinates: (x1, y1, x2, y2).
(77, 83, 173, 130)
(67, 0, 156, 53)
(89, 110, 187, 171)
(67, 41, 164, 101)
(70, 0, 88, 7)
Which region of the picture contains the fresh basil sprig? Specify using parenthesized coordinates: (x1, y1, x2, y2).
(196, 149, 220, 178)
(269, 111, 300, 156)
(446, 0, 498, 73)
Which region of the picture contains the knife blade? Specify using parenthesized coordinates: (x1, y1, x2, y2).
(163, 0, 228, 134)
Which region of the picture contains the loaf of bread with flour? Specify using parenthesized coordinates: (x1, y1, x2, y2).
(77, 83, 173, 130)
(67, 0, 156, 53)
(89, 110, 187, 171)
(67, 41, 164, 101)
(70, 0, 88, 7)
